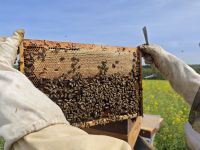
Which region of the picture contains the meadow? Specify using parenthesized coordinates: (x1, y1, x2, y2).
(0, 80, 190, 150)
(143, 80, 190, 150)
(0, 140, 2, 150)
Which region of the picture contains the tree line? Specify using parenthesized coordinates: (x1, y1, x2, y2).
(142, 64, 200, 80)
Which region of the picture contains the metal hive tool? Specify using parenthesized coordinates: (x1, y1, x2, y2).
(19, 39, 143, 128)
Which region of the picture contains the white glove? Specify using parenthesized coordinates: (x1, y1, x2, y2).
(0, 30, 24, 66)
(138, 44, 200, 105)
(0, 30, 69, 150)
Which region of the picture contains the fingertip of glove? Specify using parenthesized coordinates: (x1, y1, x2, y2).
(14, 29, 25, 38)
(137, 44, 147, 50)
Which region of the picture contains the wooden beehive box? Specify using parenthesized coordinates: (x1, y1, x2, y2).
(19, 39, 143, 128)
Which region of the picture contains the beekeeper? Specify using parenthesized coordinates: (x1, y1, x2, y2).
(139, 44, 200, 150)
(0, 30, 132, 150)
(0, 29, 199, 150)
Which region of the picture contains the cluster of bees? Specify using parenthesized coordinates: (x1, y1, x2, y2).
(23, 45, 142, 126)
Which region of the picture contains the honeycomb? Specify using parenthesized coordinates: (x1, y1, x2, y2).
(20, 39, 142, 127)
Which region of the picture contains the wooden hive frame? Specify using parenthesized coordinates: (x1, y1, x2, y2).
(19, 39, 143, 147)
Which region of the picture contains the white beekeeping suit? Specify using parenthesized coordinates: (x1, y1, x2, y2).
(0, 30, 132, 150)
(139, 44, 200, 150)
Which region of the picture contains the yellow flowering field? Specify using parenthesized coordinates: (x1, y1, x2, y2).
(143, 80, 190, 150)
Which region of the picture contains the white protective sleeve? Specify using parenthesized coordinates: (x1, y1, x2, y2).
(12, 124, 132, 150)
(139, 44, 200, 105)
(139, 44, 200, 150)
(1, 30, 132, 150)
(0, 30, 69, 150)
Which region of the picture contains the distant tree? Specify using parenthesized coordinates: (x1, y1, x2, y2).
(142, 64, 200, 80)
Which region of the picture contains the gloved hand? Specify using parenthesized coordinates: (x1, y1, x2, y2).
(0, 30, 68, 150)
(138, 44, 200, 150)
(138, 44, 200, 105)
(0, 29, 24, 66)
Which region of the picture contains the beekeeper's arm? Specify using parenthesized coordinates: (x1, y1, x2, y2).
(0, 30, 131, 150)
(0, 30, 69, 149)
(138, 44, 200, 150)
(139, 44, 200, 105)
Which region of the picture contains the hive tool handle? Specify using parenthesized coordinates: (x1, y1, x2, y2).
(143, 26, 149, 45)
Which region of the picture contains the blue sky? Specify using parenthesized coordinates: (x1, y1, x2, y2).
(0, 0, 200, 64)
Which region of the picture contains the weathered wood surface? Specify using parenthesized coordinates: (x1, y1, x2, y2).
(83, 117, 142, 148)
(128, 116, 142, 147)
(140, 114, 163, 138)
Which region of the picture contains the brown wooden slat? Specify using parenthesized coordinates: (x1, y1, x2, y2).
(19, 42, 25, 73)
(76, 114, 137, 128)
(22, 39, 138, 80)
(128, 116, 142, 147)
(82, 117, 142, 148)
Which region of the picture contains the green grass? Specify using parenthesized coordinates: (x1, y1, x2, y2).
(0, 139, 3, 150)
(143, 80, 190, 150)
